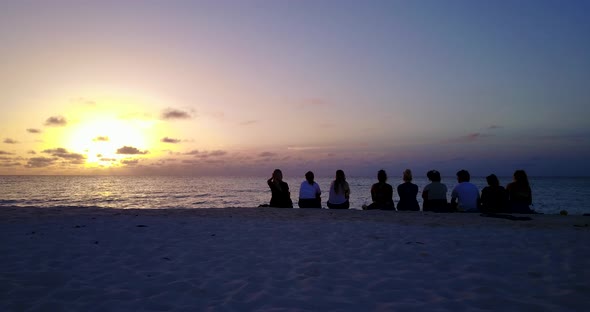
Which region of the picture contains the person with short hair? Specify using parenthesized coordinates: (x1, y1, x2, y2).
(267, 169, 293, 208)
(397, 169, 420, 211)
(364, 169, 395, 210)
(327, 170, 350, 209)
(450, 169, 480, 212)
(480, 174, 508, 213)
(298, 171, 322, 208)
(422, 170, 449, 212)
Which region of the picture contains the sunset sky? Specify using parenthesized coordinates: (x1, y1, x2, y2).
(1, 0, 589, 177)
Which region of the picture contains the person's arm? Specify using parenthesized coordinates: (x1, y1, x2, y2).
(450, 188, 458, 210)
(421, 187, 428, 201)
(527, 186, 533, 206)
(371, 185, 377, 202)
(344, 183, 350, 200)
(315, 183, 321, 199)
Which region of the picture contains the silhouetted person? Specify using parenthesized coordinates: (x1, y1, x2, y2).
(450, 169, 480, 212)
(327, 169, 350, 209)
(267, 169, 293, 208)
(298, 171, 322, 208)
(422, 170, 449, 212)
(397, 169, 420, 211)
(480, 174, 508, 213)
(364, 169, 395, 210)
(506, 170, 534, 213)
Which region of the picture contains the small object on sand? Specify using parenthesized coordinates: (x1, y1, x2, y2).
(573, 224, 588, 228)
(136, 224, 148, 227)
(162, 257, 171, 261)
(211, 233, 216, 236)
(94, 241, 99, 244)
(560, 210, 568, 216)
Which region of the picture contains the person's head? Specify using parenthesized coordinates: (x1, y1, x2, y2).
(402, 169, 413, 182)
(486, 174, 500, 187)
(377, 169, 387, 183)
(427, 170, 441, 182)
(456, 169, 470, 183)
(335, 169, 346, 181)
(513, 170, 529, 186)
(272, 169, 283, 181)
(305, 171, 315, 185)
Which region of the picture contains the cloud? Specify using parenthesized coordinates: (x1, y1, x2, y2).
(3, 138, 18, 144)
(161, 108, 192, 120)
(258, 152, 277, 158)
(121, 159, 139, 165)
(447, 132, 492, 143)
(93, 136, 109, 142)
(240, 120, 259, 126)
(100, 158, 117, 162)
(26, 157, 56, 168)
(28, 150, 36, 155)
(198, 150, 228, 158)
(116, 146, 148, 155)
(0, 161, 21, 167)
(44, 116, 67, 126)
(26, 128, 42, 134)
(70, 97, 96, 106)
(161, 137, 181, 144)
(42, 148, 86, 162)
(488, 124, 503, 130)
(183, 150, 200, 155)
(0, 150, 14, 155)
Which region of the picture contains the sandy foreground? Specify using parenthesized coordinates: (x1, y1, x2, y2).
(1, 207, 589, 312)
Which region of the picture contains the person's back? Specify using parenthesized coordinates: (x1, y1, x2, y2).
(327, 170, 350, 209)
(451, 170, 479, 212)
(481, 185, 508, 213)
(397, 169, 419, 211)
(298, 171, 322, 208)
(506, 169, 533, 213)
(369, 182, 394, 210)
(268, 169, 293, 208)
(480, 174, 507, 213)
(423, 181, 448, 212)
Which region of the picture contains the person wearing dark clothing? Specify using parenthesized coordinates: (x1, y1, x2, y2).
(267, 169, 293, 208)
(506, 170, 534, 213)
(397, 169, 420, 211)
(364, 169, 395, 210)
(480, 174, 508, 213)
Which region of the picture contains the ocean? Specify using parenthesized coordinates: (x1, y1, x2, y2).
(1, 176, 589, 215)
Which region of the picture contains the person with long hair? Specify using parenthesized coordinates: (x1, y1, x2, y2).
(422, 170, 449, 212)
(506, 170, 533, 213)
(298, 171, 322, 208)
(267, 169, 293, 208)
(480, 174, 508, 213)
(327, 169, 350, 209)
(397, 169, 420, 211)
(364, 169, 395, 210)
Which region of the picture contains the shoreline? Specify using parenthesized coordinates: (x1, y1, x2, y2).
(1, 206, 589, 311)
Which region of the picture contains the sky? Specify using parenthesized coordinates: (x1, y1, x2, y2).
(0, 0, 589, 177)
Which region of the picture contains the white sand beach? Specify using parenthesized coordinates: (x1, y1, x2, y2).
(1, 207, 589, 311)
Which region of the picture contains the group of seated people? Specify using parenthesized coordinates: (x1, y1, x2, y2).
(266, 168, 535, 214)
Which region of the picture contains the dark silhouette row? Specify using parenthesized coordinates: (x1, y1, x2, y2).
(265, 168, 535, 214)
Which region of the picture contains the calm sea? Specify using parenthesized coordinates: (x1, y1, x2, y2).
(1, 176, 589, 215)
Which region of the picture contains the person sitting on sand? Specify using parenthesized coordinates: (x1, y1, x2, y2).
(397, 169, 420, 211)
(506, 170, 534, 213)
(327, 169, 350, 209)
(267, 169, 293, 208)
(298, 171, 322, 208)
(364, 169, 395, 210)
(422, 170, 449, 212)
(480, 174, 508, 213)
(450, 169, 480, 212)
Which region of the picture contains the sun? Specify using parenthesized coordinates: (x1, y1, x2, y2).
(64, 116, 154, 167)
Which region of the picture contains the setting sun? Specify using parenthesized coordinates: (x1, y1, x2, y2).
(64, 116, 153, 167)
